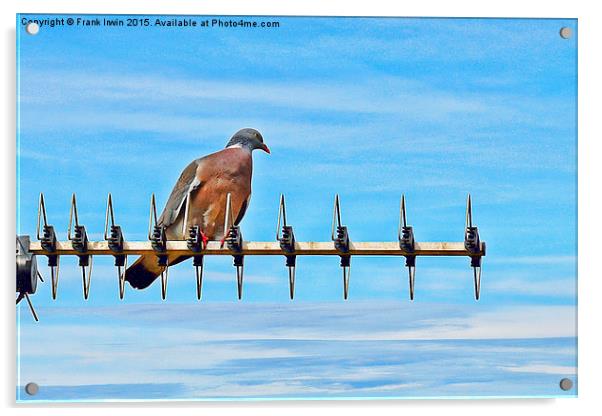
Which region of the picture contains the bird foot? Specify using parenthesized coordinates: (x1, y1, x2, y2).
(219, 236, 226, 248)
(200, 231, 209, 250)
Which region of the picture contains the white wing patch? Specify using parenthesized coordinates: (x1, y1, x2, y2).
(174, 170, 202, 221)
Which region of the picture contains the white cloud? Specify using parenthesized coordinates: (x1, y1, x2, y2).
(21, 71, 493, 117)
(17, 301, 576, 398)
(487, 277, 576, 297)
(22, 301, 576, 343)
(19, 69, 573, 144)
(500, 364, 576, 375)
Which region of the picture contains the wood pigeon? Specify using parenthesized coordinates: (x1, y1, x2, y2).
(125, 128, 269, 290)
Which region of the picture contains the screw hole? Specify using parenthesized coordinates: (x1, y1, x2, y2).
(25, 22, 40, 35)
(559, 378, 573, 391)
(559, 27, 572, 39)
(25, 382, 39, 395)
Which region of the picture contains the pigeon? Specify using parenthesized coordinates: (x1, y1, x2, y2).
(125, 128, 269, 289)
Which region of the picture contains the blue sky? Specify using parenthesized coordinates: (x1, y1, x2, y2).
(16, 15, 577, 400)
(18, 302, 576, 401)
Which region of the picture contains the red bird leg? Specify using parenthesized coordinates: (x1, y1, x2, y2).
(200, 231, 209, 250)
(219, 236, 227, 248)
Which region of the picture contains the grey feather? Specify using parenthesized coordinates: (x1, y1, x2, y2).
(158, 159, 203, 229)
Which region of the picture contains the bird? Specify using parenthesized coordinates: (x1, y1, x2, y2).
(125, 128, 269, 290)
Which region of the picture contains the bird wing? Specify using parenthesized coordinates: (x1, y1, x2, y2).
(158, 159, 203, 229)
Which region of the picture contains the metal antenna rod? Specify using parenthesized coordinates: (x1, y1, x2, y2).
(194, 256, 204, 300)
(277, 194, 297, 299)
(466, 194, 473, 229)
(187, 223, 205, 300)
(17, 292, 39, 322)
(280, 194, 287, 227)
(81, 259, 93, 300)
(398, 194, 410, 243)
(36, 193, 48, 240)
(235, 256, 244, 300)
(161, 262, 169, 301)
(67, 193, 79, 240)
(105, 193, 128, 300)
(401, 194, 407, 227)
(224, 193, 245, 299)
(464, 194, 483, 301)
(68, 193, 93, 300)
(148, 192, 169, 300)
(342, 263, 350, 300)
(408, 263, 416, 301)
(276, 194, 287, 240)
(237, 267, 244, 300)
(196, 265, 203, 300)
(104, 193, 115, 240)
(331, 194, 342, 240)
(399, 194, 417, 300)
(50, 260, 60, 300)
(148, 193, 158, 239)
(224, 193, 233, 233)
(182, 190, 192, 237)
(117, 258, 127, 300)
(474, 266, 481, 301)
(288, 264, 296, 300)
(332, 194, 351, 300)
(37, 193, 60, 299)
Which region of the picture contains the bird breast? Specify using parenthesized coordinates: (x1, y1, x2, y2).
(185, 148, 253, 240)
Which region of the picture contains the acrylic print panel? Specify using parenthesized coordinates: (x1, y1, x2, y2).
(16, 15, 577, 401)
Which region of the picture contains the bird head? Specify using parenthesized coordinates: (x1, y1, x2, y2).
(226, 128, 270, 154)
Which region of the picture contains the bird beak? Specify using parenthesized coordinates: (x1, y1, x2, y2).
(261, 144, 270, 154)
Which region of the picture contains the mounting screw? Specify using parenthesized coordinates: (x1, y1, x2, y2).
(25, 22, 39, 35)
(25, 382, 39, 395)
(559, 27, 572, 39)
(559, 378, 573, 391)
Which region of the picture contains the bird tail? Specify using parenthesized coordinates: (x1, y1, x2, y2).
(125, 254, 190, 290)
